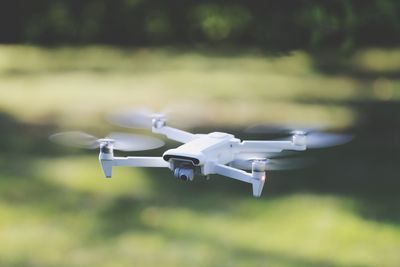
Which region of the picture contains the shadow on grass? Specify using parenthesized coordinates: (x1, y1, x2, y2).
(0, 110, 71, 157)
(311, 52, 400, 81)
(0, 67, 113, 77)
(292, 97, 400, 224)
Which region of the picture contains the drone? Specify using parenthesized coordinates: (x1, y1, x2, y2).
(50, 109, 352, 197)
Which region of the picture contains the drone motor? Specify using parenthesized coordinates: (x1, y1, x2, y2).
(292, 131, 307, 146)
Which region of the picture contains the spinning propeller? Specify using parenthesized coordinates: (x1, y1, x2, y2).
(49, 131, 164, 151)
(108, 106, 211, 129)
(245, 124, 353, 149)
(108, 108, 166, 129)
(231, 152, 314, 171)
(236, 124, 353, 171)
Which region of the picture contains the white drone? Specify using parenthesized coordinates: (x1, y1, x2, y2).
(50, 109, 352, 197)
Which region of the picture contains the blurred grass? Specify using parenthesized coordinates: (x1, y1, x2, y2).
(0, 45, 369, 128)
(0, 45, 399, 267)
(0, 156, 399, 267)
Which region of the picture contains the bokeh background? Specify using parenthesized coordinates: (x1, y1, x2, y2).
(0, 1, 400, 266)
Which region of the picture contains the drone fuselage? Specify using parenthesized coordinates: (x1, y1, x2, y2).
(164, 132, 237, 167)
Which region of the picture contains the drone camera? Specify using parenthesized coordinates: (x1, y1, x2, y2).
(174, 167, 194, 181)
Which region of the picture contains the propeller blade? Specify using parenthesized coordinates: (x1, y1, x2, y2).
(50, 131, 165, 151)
(245, 123, 323, 136)
(298, 132, 353, 149)
(108, 108, 158, 129)
(268, 157, 314, 170)
(108, 105, 213, 130)
(234, 152, 298, 161)
(231, 156, 314, 171)
(108, 132, 164, 151)
(244, 123, 352, 148)
(49, 131, 99, 149)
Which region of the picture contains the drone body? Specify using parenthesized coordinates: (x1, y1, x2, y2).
(51, 110, 351, 197)
(97, 116, 308, 197)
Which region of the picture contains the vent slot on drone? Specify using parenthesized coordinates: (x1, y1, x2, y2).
(163, 155, 200, 165)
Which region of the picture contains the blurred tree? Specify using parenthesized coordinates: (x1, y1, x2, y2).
(191, 4, 251, 42)
(0, 0, 399, 52)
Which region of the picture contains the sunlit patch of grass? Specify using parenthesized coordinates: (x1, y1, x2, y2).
(353, 48, 400, 72)
(0, 197, 97, 267)
(133, 194, 400, 267)
(0, 45, 363, 129)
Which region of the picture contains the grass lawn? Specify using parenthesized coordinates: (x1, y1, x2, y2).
(0, 45, 399, 267)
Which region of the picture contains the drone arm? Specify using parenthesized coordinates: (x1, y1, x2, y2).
(212, 163, 253, 183)
(152, 126, 197, 143)
(211, 163, 266, 197)
(113, 156, 169, 168)
(100, 156, 169, 178)
(237, 140, 305, 153)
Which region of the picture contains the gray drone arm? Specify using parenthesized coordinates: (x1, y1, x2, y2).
(212, 163, 253, 183)
(211, 163, 266, 197)
(152, 125, 198, 143)
(100, 156, 169, 178)
(237, 140, 306, 153)
(113, 156, 169, 167)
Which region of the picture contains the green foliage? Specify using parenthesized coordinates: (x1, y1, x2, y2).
(1, 1, 400, 52)
(192, 4, 251, 42)
(145, 10, 172, 42)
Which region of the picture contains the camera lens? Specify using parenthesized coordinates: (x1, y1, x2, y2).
(174, 167, 193, 181)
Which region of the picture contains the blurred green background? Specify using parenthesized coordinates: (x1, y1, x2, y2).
(0, 1, 400, 267)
